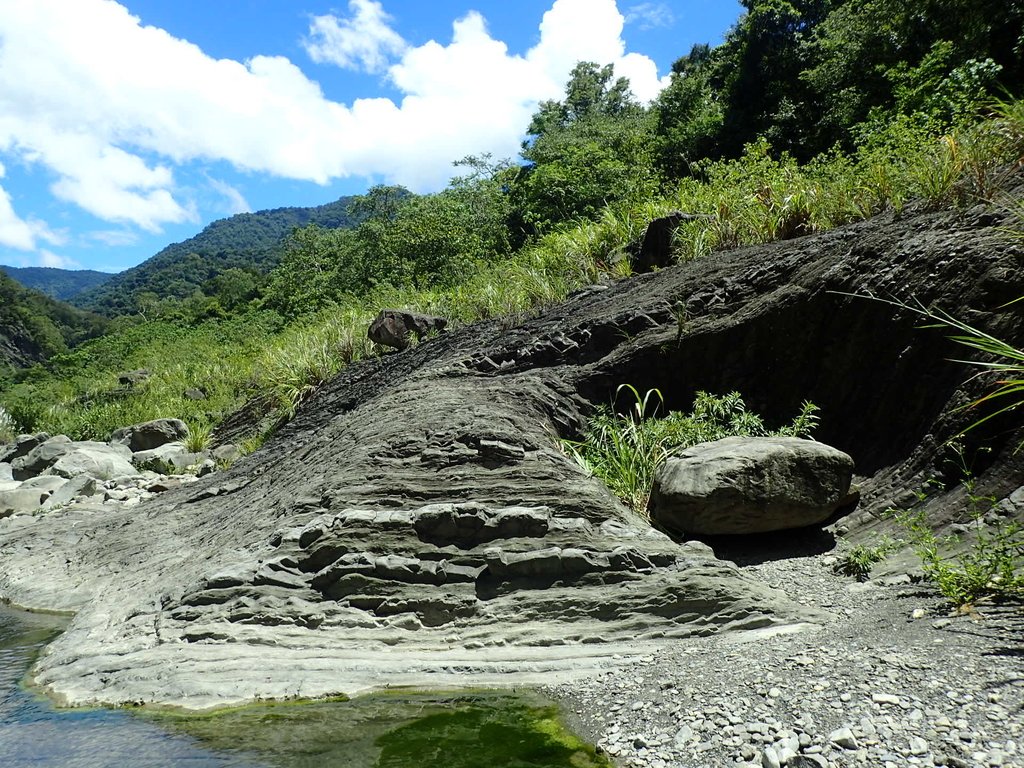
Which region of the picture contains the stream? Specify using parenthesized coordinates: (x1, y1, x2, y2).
(0, 605, 610, 767)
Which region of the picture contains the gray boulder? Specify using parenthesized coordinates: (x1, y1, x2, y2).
(1, 432, 51, 464)
(41, 476, 99, 510)
(47, 443, 137, 481)
(20, 475, 68, 495)
(132, 443, 204, 474)
(649, 436, 855, 535)
(110, 419, 189, 453)
(11, 435, 73, 480)
(0, 462, 12, 482)
(368, 309, 447, 351)
(117, 369, 150, 388)
(0, 487, 49, 518)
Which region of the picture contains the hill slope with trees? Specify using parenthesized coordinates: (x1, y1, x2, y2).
(0, 266, 114, 302)
(73, 196, 359, 316)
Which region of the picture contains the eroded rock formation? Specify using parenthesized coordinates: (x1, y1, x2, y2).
(0, 198, 1022, 709)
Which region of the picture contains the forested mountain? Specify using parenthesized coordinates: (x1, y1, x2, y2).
(73, 196, 359, 316)
(0, 265, 114, 301)
(0, 271, 107, 377)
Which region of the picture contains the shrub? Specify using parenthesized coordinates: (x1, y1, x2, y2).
(894, 458, 1024, 607)
(833, 539, 900, 582)
(561, 387, 819, 514)
(0, 405, 16, 443)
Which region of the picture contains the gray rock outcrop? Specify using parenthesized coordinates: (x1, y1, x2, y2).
(10, 435, 72, 479)
(368, 308, 447, 350)
(0, 197, 1021, 710)
(110, 418, 189, 452)
(648, 437, 855, 535)
(48, 442, 136, 481)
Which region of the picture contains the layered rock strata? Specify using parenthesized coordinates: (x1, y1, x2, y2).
(1, 199, 1021, 709)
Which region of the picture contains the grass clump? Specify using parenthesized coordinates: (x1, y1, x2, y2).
(833, 538, 900, 582)
(0, 405, 16, 443)
(562, 387, 819, 514)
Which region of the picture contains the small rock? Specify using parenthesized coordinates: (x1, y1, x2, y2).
(829, 727, 859, 750)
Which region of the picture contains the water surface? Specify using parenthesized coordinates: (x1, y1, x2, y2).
(0, 605, 609, 767)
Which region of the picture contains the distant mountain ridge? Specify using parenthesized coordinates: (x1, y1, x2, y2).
(0, 265, 114, 302)
(73, 196, 359, 316)
(0, 271, 107, 376)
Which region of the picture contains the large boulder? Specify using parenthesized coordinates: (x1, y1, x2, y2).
(649, 437, 855, 536)
(0, 487, 49, 518)
(47, 442, 137, 481)
(132, 443, 204, 474)
(368, 309, 447, 351)
(110, 419, 189, 453)
(10, 435, 72, 480)
(0, 432, 51, 464)
(632, 212, 709, 273)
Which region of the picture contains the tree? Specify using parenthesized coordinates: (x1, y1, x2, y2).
(515, 62, 658, 231)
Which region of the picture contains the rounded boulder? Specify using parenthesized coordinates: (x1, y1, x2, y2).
(648, 436, 854, 535)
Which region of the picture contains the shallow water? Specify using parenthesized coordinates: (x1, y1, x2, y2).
(0, 605, 609, 767)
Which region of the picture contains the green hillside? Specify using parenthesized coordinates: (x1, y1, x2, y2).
(0, 265, 114, 301)
(0, 271, 107, 380)
(73, 196, 359, 316)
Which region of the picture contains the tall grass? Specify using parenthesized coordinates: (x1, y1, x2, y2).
(562, 387, 819, 514)
(3, 100, 1022, 443)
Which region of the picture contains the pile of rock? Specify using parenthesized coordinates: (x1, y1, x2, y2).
(0, 419, 237, 518)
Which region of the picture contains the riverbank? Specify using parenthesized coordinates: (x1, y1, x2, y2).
(547, 551, 1024, 768)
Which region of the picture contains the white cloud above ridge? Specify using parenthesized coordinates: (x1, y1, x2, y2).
(625, 2, 676, 31)
(304, 0, 407, 74)
(0, 0, 671, 242)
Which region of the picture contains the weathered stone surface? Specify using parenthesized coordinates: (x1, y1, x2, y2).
(0, 432, 50, 464)
(41, 475, 98, 509)
(10, 435, 72, 480)
(649, 437, 855, 535)
(110, 418, 189, 453)
(0, 487, 48, 517)
(0, 198, 1020, 711)
(0, 462, 11, 482)
(368, 308, 447, 351)
(117, 369, 150, 388)
(633, 211, 708, 273)
(132, 443, 203, 474)
(47, 442, 137, 481)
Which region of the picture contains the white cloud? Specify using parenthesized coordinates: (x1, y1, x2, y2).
(38, 249, 80, 269)
(304, 0, 407, 74)
(208, 177, 252, 216)
(0, 162, 63, 251)
(625, 3, 676, 31)
(86, 229, 140, 247)
(0, 0, 670, 230)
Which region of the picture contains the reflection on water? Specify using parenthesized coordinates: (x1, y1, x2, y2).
(0, 605, 260, 767)
(0, 606, 609, 768)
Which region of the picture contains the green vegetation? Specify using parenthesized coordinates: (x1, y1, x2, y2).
(893, 448, 1024, 607)
(562, 387, 819, 514)
(833, 538, 899, 582)
(1, 0, 1021, 451)
(0, 406, 15, 443)
(0, 265, 113, 302)
(74, 196, 359, 316)
(0, 271, 107, 381)
(146, 691, 611, 768)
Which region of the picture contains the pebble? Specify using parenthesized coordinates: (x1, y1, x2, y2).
(544, 551, 1024, 768)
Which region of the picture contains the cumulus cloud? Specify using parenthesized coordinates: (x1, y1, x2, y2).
(625, 3, 676, 31)
(304, 0, 407, 74)
(0, 0, 670, 232)
(38, 249, 80, 269)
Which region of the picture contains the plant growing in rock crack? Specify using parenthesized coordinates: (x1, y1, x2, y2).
(890, 444, 1024, 608)
(183, 422, 213, 453)
(833, 538, 901, 582)
(561, 387, 819, 515)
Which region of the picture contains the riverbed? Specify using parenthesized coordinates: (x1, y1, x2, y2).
(0, 605, 610, 767)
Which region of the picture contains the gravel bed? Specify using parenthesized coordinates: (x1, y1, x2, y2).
(547, 553, 1024, 768)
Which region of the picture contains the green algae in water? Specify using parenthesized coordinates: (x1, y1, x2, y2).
(375, 700, 611, 768)
(148, 691, 613, 768)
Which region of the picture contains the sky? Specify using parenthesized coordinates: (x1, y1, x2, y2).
(0, 0, 743, 274)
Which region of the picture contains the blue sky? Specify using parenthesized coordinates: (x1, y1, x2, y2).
(0, 0, 742, 274)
